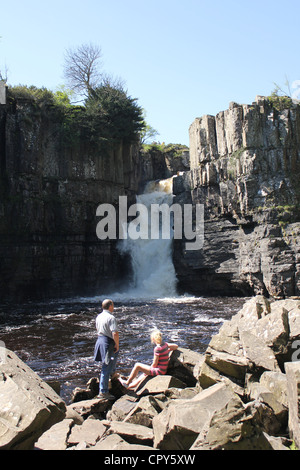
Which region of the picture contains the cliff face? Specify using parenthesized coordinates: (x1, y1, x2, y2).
(0, 99, 140, 301)
(2, 94, 300, 302)
(173, 97, 300, 298)
(139, 144, 190, 184)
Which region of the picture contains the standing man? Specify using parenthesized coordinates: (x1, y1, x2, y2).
(94, 299, 119, 399)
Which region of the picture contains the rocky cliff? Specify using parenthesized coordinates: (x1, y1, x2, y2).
(139, 144, 189, 184)
(173, 96, 300, 298)
(2, 93, 300, 302)
(0, 98, 140, 301)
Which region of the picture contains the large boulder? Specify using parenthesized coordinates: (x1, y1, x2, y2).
(259, 371, 288, 408)
(106, 421, 154, 447)
(167, 347, 203, 386)
(124, 395, 163, 427)
(192, 295, 300, 449)
(197, 296, 300, 393)
(67, 418, 107, 447)
(239, 330, 280, 372)
(152, 383, 236, 450)
(34, 419, 74, 451)
(285, 362, 300, 449)
(0, 348, 66, 450)
(91, 433, 154, 451)
(288, 305, 300, 343)
(246, 382, 287, 434)
(136, 375, 187, 396)
(205, 347, 248, 381)
(198, 360, 244, 394)
(199, 317, 249, 384)
(70, 377, 99, 403)
(106, 395, 138, 422)
(192, 396, 288, 450)
(66, 397, 112, 420)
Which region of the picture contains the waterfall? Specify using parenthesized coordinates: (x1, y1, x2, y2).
(118, 177, 178, 299)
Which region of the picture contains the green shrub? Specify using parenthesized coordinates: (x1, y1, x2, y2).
(8, 85, 55, 107)
(86, 84, 145, 142)
(267, 92, 294, 111)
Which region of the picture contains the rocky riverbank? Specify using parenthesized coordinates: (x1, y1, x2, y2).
(1, 295, 300, 450)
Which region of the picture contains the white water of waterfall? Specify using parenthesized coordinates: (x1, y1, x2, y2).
(118, 178, 178, 299)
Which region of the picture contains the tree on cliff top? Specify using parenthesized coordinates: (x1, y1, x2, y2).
(63, 43, 103, 99)
(85, 83, 145, 142)
(8, 42, 146, 145)
(0, 35, 8, 83)
(63, 43, 146, 142)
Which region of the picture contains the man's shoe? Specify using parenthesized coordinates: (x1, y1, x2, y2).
(97, 392, 116, 400)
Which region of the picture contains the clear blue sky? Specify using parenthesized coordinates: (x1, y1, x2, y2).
(1, 0, 299, 145)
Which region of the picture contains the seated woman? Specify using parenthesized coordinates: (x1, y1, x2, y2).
(120, 330, 178, 390)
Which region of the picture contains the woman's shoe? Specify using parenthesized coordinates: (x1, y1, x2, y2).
(118, 377, 128, 389)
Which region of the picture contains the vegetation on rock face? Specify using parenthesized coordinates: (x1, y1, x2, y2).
(85, 84, 144, 142)
(267, 92, 294, 111)
(4, 44, 159, 151)
(7, 85, 64, 108)
(141, 142, 189, 156)
(7, 83, 145, 149)
(267, 81, 300, 111)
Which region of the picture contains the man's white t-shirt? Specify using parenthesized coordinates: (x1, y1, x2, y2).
(96, 310, 118, 339)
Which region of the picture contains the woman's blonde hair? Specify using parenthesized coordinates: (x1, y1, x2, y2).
(150, 329, 163, 344)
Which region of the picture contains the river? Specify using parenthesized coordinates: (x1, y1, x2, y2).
(0, 294, 247, 403)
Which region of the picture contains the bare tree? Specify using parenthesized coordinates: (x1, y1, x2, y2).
(0, 36, 8, 83)
(101, 73, 126, 92)
(63, 43, 103, 98)
(0, 64, 8, 83)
